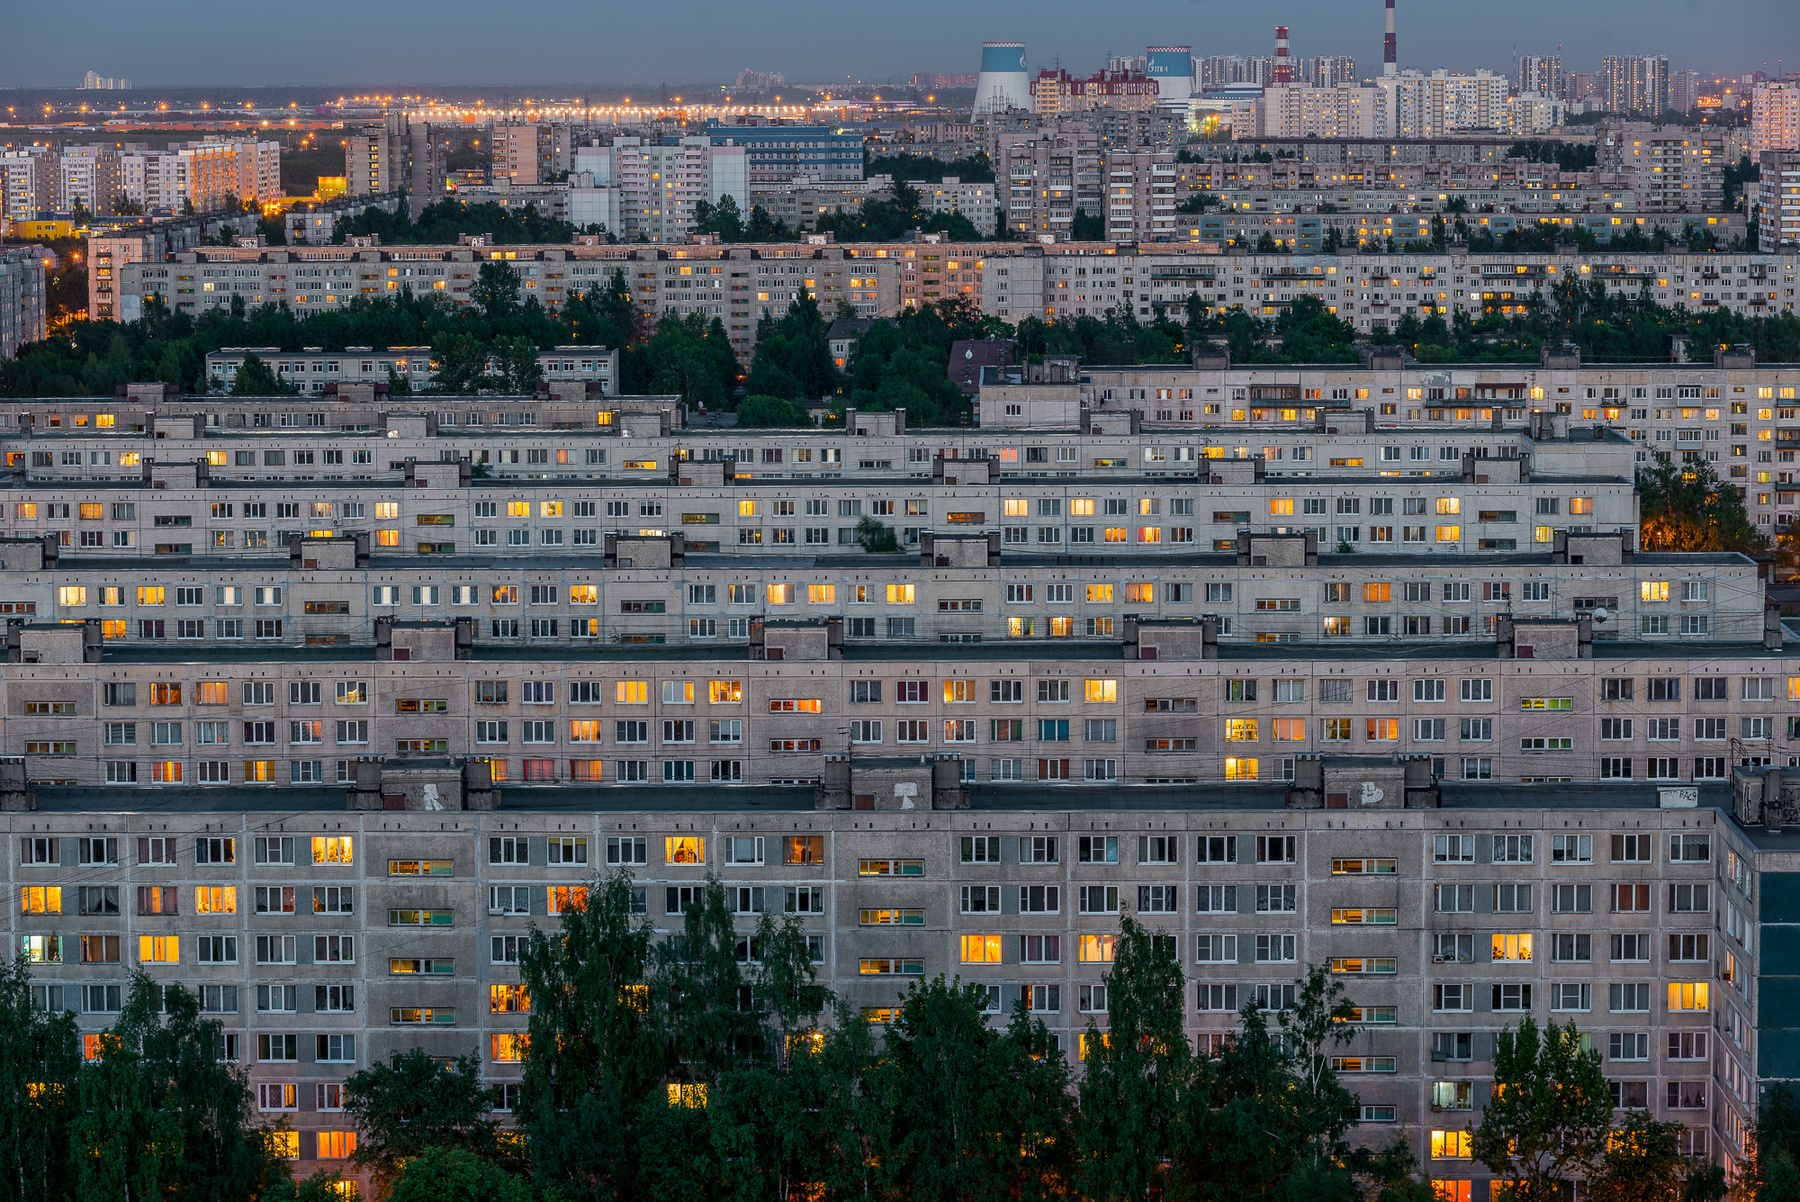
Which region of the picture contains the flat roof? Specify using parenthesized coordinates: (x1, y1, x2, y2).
(21, 778, 1748, 821)
(31, 547, 1739, 575)
(79, 636, 1790, 668)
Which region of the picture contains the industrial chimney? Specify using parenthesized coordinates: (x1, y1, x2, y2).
(1383, 0, 1397, 76)
(1273, 27, 1292, 84)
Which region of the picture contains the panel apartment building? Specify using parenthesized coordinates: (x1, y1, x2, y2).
(0, 595, 1791, 1195)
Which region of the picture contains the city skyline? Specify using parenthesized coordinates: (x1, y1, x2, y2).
(2, 0, 1795, 88)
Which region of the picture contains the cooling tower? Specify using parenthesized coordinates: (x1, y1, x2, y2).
(1145, 46, 1194, 106)
(975, 41, 1030, 114)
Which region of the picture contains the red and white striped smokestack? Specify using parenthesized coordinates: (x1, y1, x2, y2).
(1274, 26, 1291, 84)
(1383, 0, 1397, 76)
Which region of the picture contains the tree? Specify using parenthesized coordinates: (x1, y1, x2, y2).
(736, 393, 809, 427)
(516, 871, 658, 1201)
(1748, 1085, 1800, 1202)
(1589, 1111, 1691, 1202)
(75, 973, 284, 1202)
(1471, 1016, 1612, 1202)
(343, 1049, 499, 1192)
(229, 352, 288, 396)
(470, 261, 521, 320)
(1076, 916, 1191, 1202)
(1636, 450, 1767, 554)
(491, 335, 544, 394)
(855, 516, 900, 553)
(0, 954, 80, 1202)
(385, 1147, 531, 1202)
(429, 333, 493, 394)
(692, 194, 745, 243)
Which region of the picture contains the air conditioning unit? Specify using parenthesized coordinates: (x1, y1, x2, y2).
(1432, 954, 1447, 962)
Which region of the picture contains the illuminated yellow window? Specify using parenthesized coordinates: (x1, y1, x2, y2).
(58, 586, 86, 606)
(1430, 1130, 1472, 1160)
(1078, 934, 1117, 963)
(944, 679, 974, 703)
(666, 836, 704, 865)
(569, 720, 602, 742)
(1640, 581, 1669, 601)
(312, 836, 353, 865)
(1436, 526, 1460, 543)
(1125, 583, 1153, 604)
(738, 499, 758, 517)
(807, 584, 835, 604)
(1104, 527, 1128, 543)
(1533, 526, 1554, 543)
(1079, 1032, 1113, 1059)
(1003, 498, 1029, 517)
(316, 1132, 357, 1159)
(1225, 719, 1258, 741)
(78, 503, 102, 521)
(887, 584, 914, 604)
(1138, 527, 1161, 543)
(374, 502, 398, 519)
(138, 935, 178, 963)
(1790, 677, 1800, 702)
(507, 501, 530, 518)
(206, 450, 228, 466)
(376, 529, 399, 547)
(198, 681, 229, 705)
(491, 1033, 527, 1061)
(1085, 679, 1116, 703)
(709, 680, 742, 704)
(1491, 934, 1533, 961)
(137, 587, 164, 606)
(1086, 584, 1113, 603)
(1363, 583, 1390, 603)
(1270, 499, 1294, 515)
(1367, 719, 1399, 741)
(1436, 498, 1460, 515)
(960, 934, 1003, 963)
(540, 501, 563, 517)
(616, 681, 648, 704)
(546, 886, 588, 915)
(1070, 498, 1095, 516)
(1225, 757, 1259, 781)
(1273, 718, 1305, 741)
(195, 886, 236, 914)
(19, 886, 60, 915)
(666, 1083, 708, 1108)
(244, 760, 276, 782)
(766, 584, 792, 605)
(1569, 498, 1593, 515)
(1668, 982, 1710, 1011)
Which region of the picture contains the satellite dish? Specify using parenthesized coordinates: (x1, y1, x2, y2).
(1592, 607, 1609, 623)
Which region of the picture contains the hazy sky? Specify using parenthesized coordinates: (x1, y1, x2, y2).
(3, 0, 1794, 89)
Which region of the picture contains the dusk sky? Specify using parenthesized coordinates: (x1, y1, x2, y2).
(3, 0, 1796, 88)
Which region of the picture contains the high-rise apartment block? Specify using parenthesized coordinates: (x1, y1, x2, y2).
(1301, 56, 1358, 88)
(1602, 56, 1670, 117)
(0, 245, 47, 356)
(345, 113, 447, 219)
(1670, 68, 1704, 115)
(1757, 151, 1800, 248)
(2, 148, 58, 221)
(1754, 82, 1800, 158)
(1517, 55, 1564, 100)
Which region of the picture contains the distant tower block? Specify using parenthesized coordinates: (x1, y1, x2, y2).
(1274, 27, 1292, 84)
(1384, 0, 1398, 76)
(1145, 46, 1194, 107)
(975, 41, 1031, 114)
